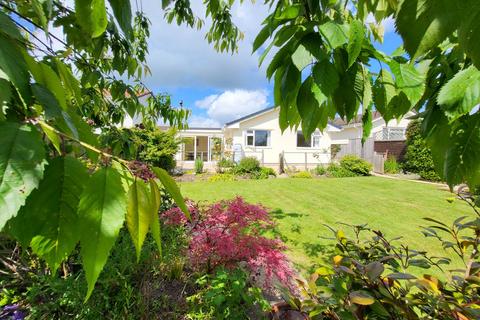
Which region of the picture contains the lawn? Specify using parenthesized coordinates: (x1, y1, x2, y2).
(180, 176, 472, 273)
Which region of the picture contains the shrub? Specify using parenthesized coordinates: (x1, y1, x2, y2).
(194, 158, 204, 174)
(326, 163, 357, 178)
(314, 165, 326, 176)
(236, 157, 260, 174)
(208, 173, 237, 182)
(402, 120, 441, 181)
(187, 268, 269, 320)
(100, 127, 180, 171)
(339, 155, 372, 176)
(251, 166, 276, 179)
(216, 158, 235, 173)
(384, 156, 401, 174)
(161, 197, 296, 291)
(291, 171, 313, 178)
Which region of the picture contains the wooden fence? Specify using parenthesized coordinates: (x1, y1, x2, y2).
(334, 138, 385, 173)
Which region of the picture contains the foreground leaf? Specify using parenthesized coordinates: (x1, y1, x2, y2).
(149, 180, 162, 256)
(0, 122, 46, 230)
(349, 291, 375, 305)
(78, 167, 127, 300)
(126, 179, 152, 260)
(152, 167, 190, 219)
(9, 157, 87, 272)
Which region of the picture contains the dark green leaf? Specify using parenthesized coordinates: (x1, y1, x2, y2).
(458, 1, 480, 69)
(319, 21, 348, 49)
(0, 34, 30, 103)
(347, 20, 364, 68)
(0, 122, 46, 230)
(75, 0, 108, 38)
(297, 76, 326, 135)
(108, 0, 133, 38)
(389, 60, 425, 106)
(8, 157, 87, 272)
(313, 59, 339, 96)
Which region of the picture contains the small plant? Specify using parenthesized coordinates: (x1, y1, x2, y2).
(236, 157, 260, 174)
(339, 155, 372, 176)
(326, 163, 356, 178)
(291, 171, 313, 178)
(384, 156, 401, 174)
(208, 173, 237, 182)
(314, 165, 326, 176)
(194, 158, 204, 174)
(187, 268, 270, 320)
(251, 167, 276, 179)
(216, 158, 236, 173)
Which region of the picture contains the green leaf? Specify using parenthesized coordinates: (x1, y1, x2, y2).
(280, 62, 301, 109)
(395, 0, 460, 58)
(0, 10, 23, 40)
(27, 60, 68, 111)
(349, 291, 375, 305)
(458, 1, 480, 69)
(291, 45, 313, 71)
(8, 157, 87, 272)
(444, 113, 480, 188)
(347, 20, 364, 68)
(149, 180, 162, 256)
(373, 69, 396, 122)
(362, 105, 372, 144)
(275, 5, 302, 20)
(108, 0, 133, 38)
(365, 261, 384, 280)
(39, 121, 62, 154)
(0, 122, 46, 230)
(319, 21, 349, 49)
(152, 167, 190, 219)
(75, 0, 108, 38)
(437, 65, 480, 119)
(387, 272, 417, 280)
(0, 34, 30, 104)
(126, 179, 152, 261)
(389, 60, 425, 106)
(78, 167, 127, 300)
(313, 59, 339, 96)
(297, 76, 327, 135)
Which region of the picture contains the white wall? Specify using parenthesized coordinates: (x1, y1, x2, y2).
(225, 108, 332, 165)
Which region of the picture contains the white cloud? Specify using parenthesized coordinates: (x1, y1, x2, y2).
(188, 115, 222, 128)
(141, 0, 271, 91)
(194, 89, 269, 126)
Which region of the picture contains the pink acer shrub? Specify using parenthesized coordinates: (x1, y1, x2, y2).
(160, 197, 296, 291)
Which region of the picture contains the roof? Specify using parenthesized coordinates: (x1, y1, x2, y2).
(332, 111, 383, 127)
(225, 106, 276, 126)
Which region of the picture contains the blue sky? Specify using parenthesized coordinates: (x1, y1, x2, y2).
(137, 1, 402, 127)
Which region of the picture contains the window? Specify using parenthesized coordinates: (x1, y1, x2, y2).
(245, 130, 270, 147)
(297, 131, 321, 148)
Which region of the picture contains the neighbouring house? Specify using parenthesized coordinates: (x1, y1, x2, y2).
(174, 107, 414, 172)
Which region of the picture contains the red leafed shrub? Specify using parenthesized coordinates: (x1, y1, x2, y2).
(161, 197, 296, 291)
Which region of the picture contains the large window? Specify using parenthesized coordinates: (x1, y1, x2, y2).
(297, 131, 321, 148)
(245, 130, 270, 147)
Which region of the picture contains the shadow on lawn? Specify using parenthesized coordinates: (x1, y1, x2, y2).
(269, 208, 306, 220)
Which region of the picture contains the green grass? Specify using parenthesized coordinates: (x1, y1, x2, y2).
(180, 176, 471, 273)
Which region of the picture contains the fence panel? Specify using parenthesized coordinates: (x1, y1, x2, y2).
(372, 152, 385, 174)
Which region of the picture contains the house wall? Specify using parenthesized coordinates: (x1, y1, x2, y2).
(224, 109, 332, 169)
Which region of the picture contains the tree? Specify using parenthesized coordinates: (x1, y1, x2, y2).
(402, 120, 441, 181)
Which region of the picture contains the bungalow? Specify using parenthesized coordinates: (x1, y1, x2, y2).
(174, 107, 414, 172)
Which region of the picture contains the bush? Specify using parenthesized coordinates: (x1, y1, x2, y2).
(291, 171, 313, 178)
(100, 127, 180, 171)
(402, 120, 441, 181)
(236, 157, 260, 174)
(251, 166, 276, 180)
(339, 155, 372, 176)
(314, 165, 326, 176)
(384, 156, 401, 174)
(208, 173, 237, 182)
(187, 268, 269, 320)
(194, 158, 204, 174)
(161, 197, 295, 291)
(216, 158, 235, 173)
(326, 163, 357, 178)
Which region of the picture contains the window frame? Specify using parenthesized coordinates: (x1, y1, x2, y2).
(296, 131, 321, 148)
(244, 129, 271, 147)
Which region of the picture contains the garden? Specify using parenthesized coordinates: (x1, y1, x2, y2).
(1, 0, 480, 319)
